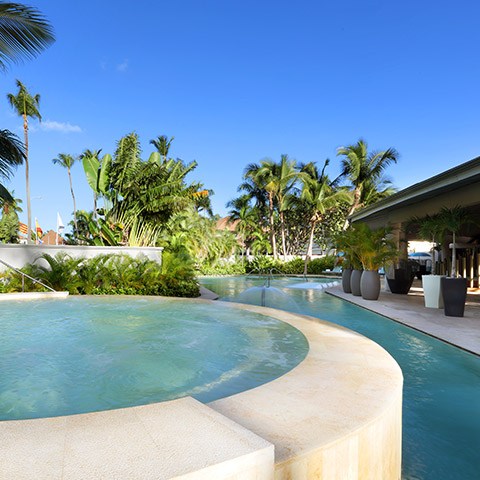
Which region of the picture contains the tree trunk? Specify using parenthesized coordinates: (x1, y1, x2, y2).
(93, 192, 98, 222)
(451, 231, 457, 277)
(23, 114, 31, 244)
(68, 168, 78, 237)
(303, 219, 316, 276)
(280, 210, 287, 261)
(268, 192, 277, 260)
(342, 187, 361, 230)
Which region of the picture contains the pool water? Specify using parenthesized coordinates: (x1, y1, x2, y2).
(0, 296, 308, 421)
(200, 276, 480, 480)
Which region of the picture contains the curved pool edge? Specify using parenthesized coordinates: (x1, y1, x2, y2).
(0, 298, 403, 480)
(208, 301, 403, 480)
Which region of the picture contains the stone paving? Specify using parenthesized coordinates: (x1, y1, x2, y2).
(327, 279, 480, 355)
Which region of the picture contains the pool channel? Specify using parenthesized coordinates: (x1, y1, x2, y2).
(199, 275, 480, 480)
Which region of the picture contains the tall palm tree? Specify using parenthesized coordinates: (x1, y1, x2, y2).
(7, 79, 41, 243)
(0, 2, 55, 71)
(52, 153, 78, 237)
(228, 197, 257, 266)
(0, 129, 24, 204)
(246, 155, 299, 260)
(337, 139, 399, 230)
(301, 160, 351, 275)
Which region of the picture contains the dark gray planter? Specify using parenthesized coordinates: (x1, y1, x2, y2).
(441, 277, 468, 317)
(350, 269, 363, 296)
(360, 270, 381, 300)
(342, 268, 352, 293)
(386, 269, 415, 294)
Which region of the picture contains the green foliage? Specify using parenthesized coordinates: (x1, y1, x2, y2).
(34, 252, 83, 292)
(336, 223, 397, 271)
(199, 260, 246, 275)
(307, 256, 336, 274)
(0, 263, 48, 292)
(243, 255, 336, 275)
(0, 252, 199, 297)
(0, 209, 19, 243)
(0, 2, 55, 70)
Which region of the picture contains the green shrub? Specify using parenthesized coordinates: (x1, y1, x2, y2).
(307, 255, 336, 274)
(199, 261, 246, 275)
(0, 252, 200, 298)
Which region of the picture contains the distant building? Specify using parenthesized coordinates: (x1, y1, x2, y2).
(41, 230, 65, 245)
(215, 216, 239, 232)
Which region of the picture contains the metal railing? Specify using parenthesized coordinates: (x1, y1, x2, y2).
(0, 259, 56, 293)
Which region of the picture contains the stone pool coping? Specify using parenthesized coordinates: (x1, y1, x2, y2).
(0, 298, 403, 479)
(0, 291, 69, 301)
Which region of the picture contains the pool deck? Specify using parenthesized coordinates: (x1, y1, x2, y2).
(326, 280, 480, 356)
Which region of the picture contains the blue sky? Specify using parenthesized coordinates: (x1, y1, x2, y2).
(1, 0, 479, 234)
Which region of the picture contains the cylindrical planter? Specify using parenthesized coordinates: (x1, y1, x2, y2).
(342, 268, 352, 293)
(350, 269, 363, 296)
(441, 277, 468, 317)
(361, 270, 381, 300)
(422, 275, 445, 308)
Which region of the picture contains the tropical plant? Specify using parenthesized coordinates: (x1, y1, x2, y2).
(300, 160, 351, 275)
(104, 132, 208, 246)
(0, 129, 23, 204)
(244, 155, 299, 260)
(150, 135, 174, 163)
(0, 2, 54, 71)
(334, 227, 362, 270)
(337, 139, 399, 229)
(437, 206, 477, 277)
(32, 252, 83, 292)
(80, 149, 108, 221)
(7, 79, 41, 243)
(409, 213, 445, 275)
(52, 153, 78, 236)
(352, 223, 397, 271)
(227, 195, 257, 266)
(0, 189, 21, 243)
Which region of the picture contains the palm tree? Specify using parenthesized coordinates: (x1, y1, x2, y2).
(228, 197, 257, 266)
(301, 160, 351, 275)
(244, 155, 299, 260)
(437, 206, 476, 278)
(52, 153, 78, 237)
(7, 79, 41, 243)
(337, 139, 399, 230)
(0, 129, 24, 204)
(150, 135, 174, 163)
(0, 2, 54, 71)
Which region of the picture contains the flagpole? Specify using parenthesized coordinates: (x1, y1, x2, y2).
(56, 214, 58, 245)
(35, 217, 38, 245)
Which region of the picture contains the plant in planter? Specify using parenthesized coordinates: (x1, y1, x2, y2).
(354, 223, 397, 300)
(334, 227, 362, 294)
(412, 214, 446, 308)
(437, 206, 476, 317)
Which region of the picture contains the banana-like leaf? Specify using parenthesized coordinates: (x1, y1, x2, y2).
(148, 151, 161, 165)
(98, 154, 111, 194)
(83, 156, 100, 191)
(0, 184, 14, 204)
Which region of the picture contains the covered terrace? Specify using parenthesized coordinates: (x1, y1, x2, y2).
(350, 156, 480, 288)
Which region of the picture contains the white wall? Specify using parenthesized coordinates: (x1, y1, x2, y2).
(0, 244, 163, 272)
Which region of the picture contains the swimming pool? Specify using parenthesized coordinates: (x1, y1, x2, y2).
(199, 276, 480, 480)
(0, 296, 308, 421)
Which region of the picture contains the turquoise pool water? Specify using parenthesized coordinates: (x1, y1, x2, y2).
(0, 296, 308, 421)
(199, 276, 480, 480)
